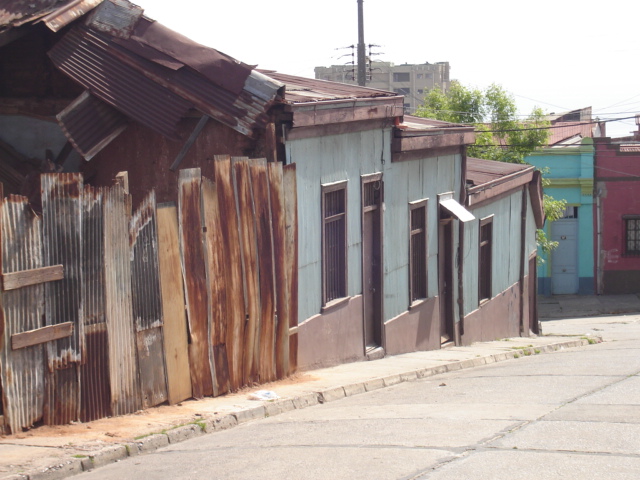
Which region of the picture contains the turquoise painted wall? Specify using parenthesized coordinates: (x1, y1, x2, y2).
(525, 138, 594, 295)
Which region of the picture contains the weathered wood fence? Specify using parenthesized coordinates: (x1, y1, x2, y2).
(0, 155, 298, 434)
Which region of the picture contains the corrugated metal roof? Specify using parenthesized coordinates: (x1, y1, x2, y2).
(262, 70, 397, 104)
(466, 157, 532, 187)
(0, 0, 102, 32)
(548, 122, 594, 146)
(57, 91, 129, 160)
(49, 26, 193, 139)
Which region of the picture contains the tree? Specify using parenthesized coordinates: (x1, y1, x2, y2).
(416, 81, 566, 259)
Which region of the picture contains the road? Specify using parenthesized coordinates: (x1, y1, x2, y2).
(77, 314, 640, 479)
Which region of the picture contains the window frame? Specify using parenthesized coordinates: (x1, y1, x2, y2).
(409, 198, 428, 306)
(623, 215, 640, 257)
(478, 215, 493, 304)
(321, 181, 348, 307)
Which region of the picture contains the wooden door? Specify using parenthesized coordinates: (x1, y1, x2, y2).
(438, 219, 454, 344)
(362, 175, 383, 350)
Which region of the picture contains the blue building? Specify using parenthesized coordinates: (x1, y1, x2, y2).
(526, 138, 595, 295)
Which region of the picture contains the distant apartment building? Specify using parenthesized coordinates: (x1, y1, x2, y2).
(314, 61, 450, 114)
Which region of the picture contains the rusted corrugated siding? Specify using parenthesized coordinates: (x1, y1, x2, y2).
(201, 178, 230, 395)
(178, 169, 214, 398)
(251, 159, 276, 383)
(103, 183, 139, 415)
(80, 185, 111, 422)
(57, 91, 129, 161)
(268, 162, 290, 379)
(214, 156, 245, 390)
(130, 191, 167, 408)
(41, 173, 83, 425)
(48, 26, 193, 139)
(0, 194, 45, 433)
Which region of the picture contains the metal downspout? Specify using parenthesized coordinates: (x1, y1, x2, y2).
(456, 147, 468, 344)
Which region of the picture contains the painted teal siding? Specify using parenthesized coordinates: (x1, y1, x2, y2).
(464, 191, 524, 315)
(526, 139, 595, 295)
(287, 129, 388, 322)
(286, 127, 462, 324)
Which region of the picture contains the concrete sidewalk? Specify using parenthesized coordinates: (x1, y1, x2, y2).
(538, 293, 640, 319)
(0, 331, 603, 480)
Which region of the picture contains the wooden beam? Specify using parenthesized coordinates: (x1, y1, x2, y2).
(1, 265, 64, 291)
(170, 115, 209, 171)
(12, 322, 73, 350)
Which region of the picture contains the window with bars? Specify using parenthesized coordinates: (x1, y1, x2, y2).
(624, 216, 640, 256)
(409, 200, 428, 303)
(478, 217, 493, 303)
(322, 182, 347, 305)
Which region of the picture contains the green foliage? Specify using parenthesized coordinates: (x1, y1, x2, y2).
(415, 81, 566, 256)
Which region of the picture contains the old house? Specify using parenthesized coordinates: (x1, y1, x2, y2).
(594, 127, 640, 294)
(0, 0, 543, 432)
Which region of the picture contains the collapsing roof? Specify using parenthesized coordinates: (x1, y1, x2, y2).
(2, 0, 284, 160)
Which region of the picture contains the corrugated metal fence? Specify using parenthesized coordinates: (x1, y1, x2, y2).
(0, 155, 298, 434)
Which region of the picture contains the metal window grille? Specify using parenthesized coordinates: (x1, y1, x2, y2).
(409, 204, 427, 302)
(625, 217, 640, 256)
(479, 218, 492, 302)
(323, 186, 347, 303)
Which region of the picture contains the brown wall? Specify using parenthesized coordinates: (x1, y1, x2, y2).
(384, 296, 440, 355)
(84, 118, 259, 208)
(461, 283, 521, 345)
(297, 296, 365, 371)
(602, 270, 640, 294)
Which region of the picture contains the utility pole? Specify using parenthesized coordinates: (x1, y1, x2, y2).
(357, 0, 366, 86)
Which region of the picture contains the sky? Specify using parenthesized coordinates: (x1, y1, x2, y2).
(138, 0, 640, 137)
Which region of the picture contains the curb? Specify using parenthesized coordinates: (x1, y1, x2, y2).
(10, 337, 599, 480)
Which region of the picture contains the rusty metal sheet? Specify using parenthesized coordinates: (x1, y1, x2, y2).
(130, 191, 167, 408)
(283, 164, 299, 374)
(80, 185, 110, 422)
(48, 26, 193, 140)
(42, 0, 104, 32)
(103, 183, 139, 416)
(178, 168, 213, 398)
(250, 159, 276, 383)
(41, 173, 83, 425)
(233, 158, 260, 386)
(201, 179, 229, 396)
(84, 0, 141, 38)
(156, 204, 191, 405)
(268, 162, 290, 379)
(214, 155, 245, 391)
(57, 91, 129, 160)
(0, 194, 45, 433)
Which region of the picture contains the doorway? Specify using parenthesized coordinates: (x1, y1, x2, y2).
(362, 174, 383, 352)
(438, 218, 454, 344)
(551, 218, 578, 294)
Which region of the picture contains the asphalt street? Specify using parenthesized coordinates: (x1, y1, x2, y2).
(71, 313, 640, 480)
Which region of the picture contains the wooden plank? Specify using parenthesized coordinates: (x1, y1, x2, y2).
(157, 204, 192, 405)
(214, 155, 246, 391)
(234, 158, 260, 385)
(0, 194, 46, 433)
(178, 168, 214, 398)
(11, 322, 73, 350)
(130, 192, 168, 408)
(201, 179, 230, 396)
(268, 162, 289, 379)
(1, 264, 63, 291)
(283, 164, 299, 374)
(250, 159, 276, 383)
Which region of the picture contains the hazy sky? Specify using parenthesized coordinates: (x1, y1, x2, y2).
(138, 0, 639, 137)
